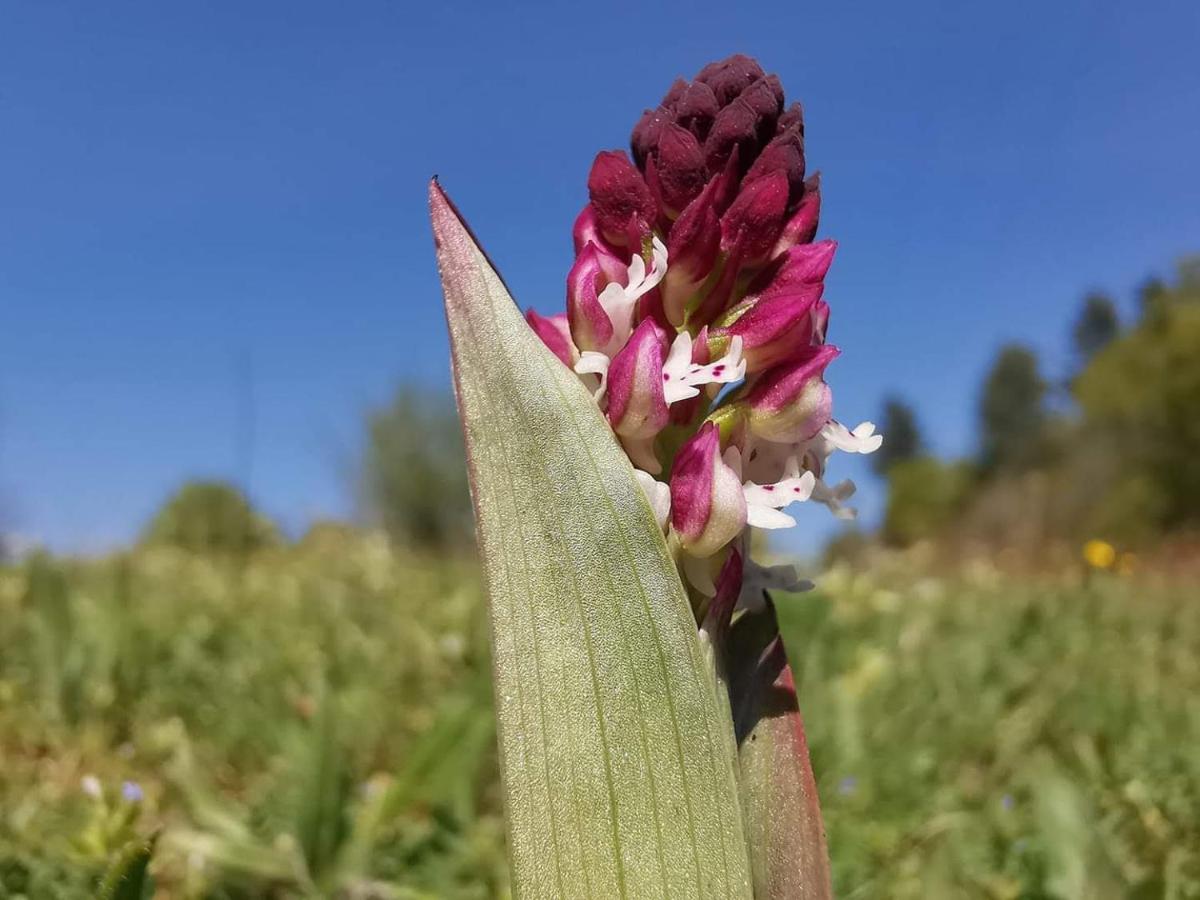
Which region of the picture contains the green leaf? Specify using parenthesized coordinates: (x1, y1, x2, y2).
(727, 598, 832, 900)
(430, 181, 752, 899)
(97, 833, 156, 900)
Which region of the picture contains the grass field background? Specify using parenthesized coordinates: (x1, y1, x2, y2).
(2, 536, 1197, 898)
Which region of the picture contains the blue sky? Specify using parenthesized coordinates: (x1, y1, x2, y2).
(2, 0, 1198, 553)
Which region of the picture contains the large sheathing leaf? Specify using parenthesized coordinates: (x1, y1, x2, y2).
(430, 181, 752, 899)
(728, 596, 832, 899)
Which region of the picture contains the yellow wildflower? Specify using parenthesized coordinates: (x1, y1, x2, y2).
(1083, 539, 1116, 570)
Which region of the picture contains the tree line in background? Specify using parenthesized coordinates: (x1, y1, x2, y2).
(874, 255, 1200, 558)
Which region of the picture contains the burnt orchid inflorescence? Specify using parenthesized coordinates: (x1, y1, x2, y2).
(527, 53, 881, 605)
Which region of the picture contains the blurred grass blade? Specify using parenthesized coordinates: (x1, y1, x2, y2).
(728, 598, 832, 899)
(430, 180, 752, 899)
(98, 833, 156, 900)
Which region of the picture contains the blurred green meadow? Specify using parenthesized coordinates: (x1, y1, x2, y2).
(3, 535, 1198, 898)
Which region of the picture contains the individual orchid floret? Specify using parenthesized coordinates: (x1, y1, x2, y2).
(709, 281, 824, 373)
(669, 422, 747, 558)
(723, 445, 818, 531)
(661, 330, 746, 404)
(740, 343, 840, 443)
(587, 150, 658, 248)
(566, 242, 622, 353)
(526, 310, 577, 367)
(606, 318, 671, 472)
(569, 236, 668, 359)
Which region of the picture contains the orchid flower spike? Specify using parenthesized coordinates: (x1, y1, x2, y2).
(524, 52, 880, 614)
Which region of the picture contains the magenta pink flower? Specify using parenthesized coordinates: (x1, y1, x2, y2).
(670, 422, 747, 558)
(741, 343, 840, 443)
(566, 242, 621, 353)
(606, 318, 672, 471)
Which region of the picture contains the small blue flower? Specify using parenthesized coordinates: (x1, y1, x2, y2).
(121, 781, 144, 803)
(1001, 793, 1014, 811)
(838, 776, 857, 796)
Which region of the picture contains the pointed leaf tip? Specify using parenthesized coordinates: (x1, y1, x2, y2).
(429, 180, 511, 296)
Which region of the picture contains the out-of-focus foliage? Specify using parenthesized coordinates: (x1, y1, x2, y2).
(0, 535, 504, 898)
(871, 397, 923, 476)
(883, 254, 1200, 554)
(788, 558, 1200, 899)
(360, 387, 473, 551)
(881, 457, 973, 546)
(978, 344, 1049, 474)
(3, 540, 1198, 897)
(141, 481, 278, 555)
(1071, 292, 1120, 363)
(1075, 260, 1200, 534)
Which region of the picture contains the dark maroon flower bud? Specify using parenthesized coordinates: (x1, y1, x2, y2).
(645, 124, 707, 218)
(772, 172, 822, 257)
(743, 127, 805, 206)
(587, 150, 657, 247)
(721, 169, 790, 266)
(673, 81, 719, 142)
(631, 106, 671, 169)
(703, 98, 760, 176)
(696, 54, 766, 106)
(661, 77, 689, 108)
(739, 77, 784, 136)
(777, 101, 804, 136)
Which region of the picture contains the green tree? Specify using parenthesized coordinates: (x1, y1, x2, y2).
(1075, 260, 1200, 531)
(871, 396, 923, 476)
(142, 481, 278, 554)
(1072, 292, 1119, 362)
(978, 344, 1048, 474)
(360, 387, 472, 550)
(882, 457, 973, 546)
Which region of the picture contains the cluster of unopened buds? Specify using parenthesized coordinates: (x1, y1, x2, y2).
(527, 54, 882, 601)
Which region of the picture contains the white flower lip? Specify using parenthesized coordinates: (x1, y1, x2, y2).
(661, 332, 747, 405)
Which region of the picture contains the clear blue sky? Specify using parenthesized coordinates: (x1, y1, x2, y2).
(2, 0, 1198, 553)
